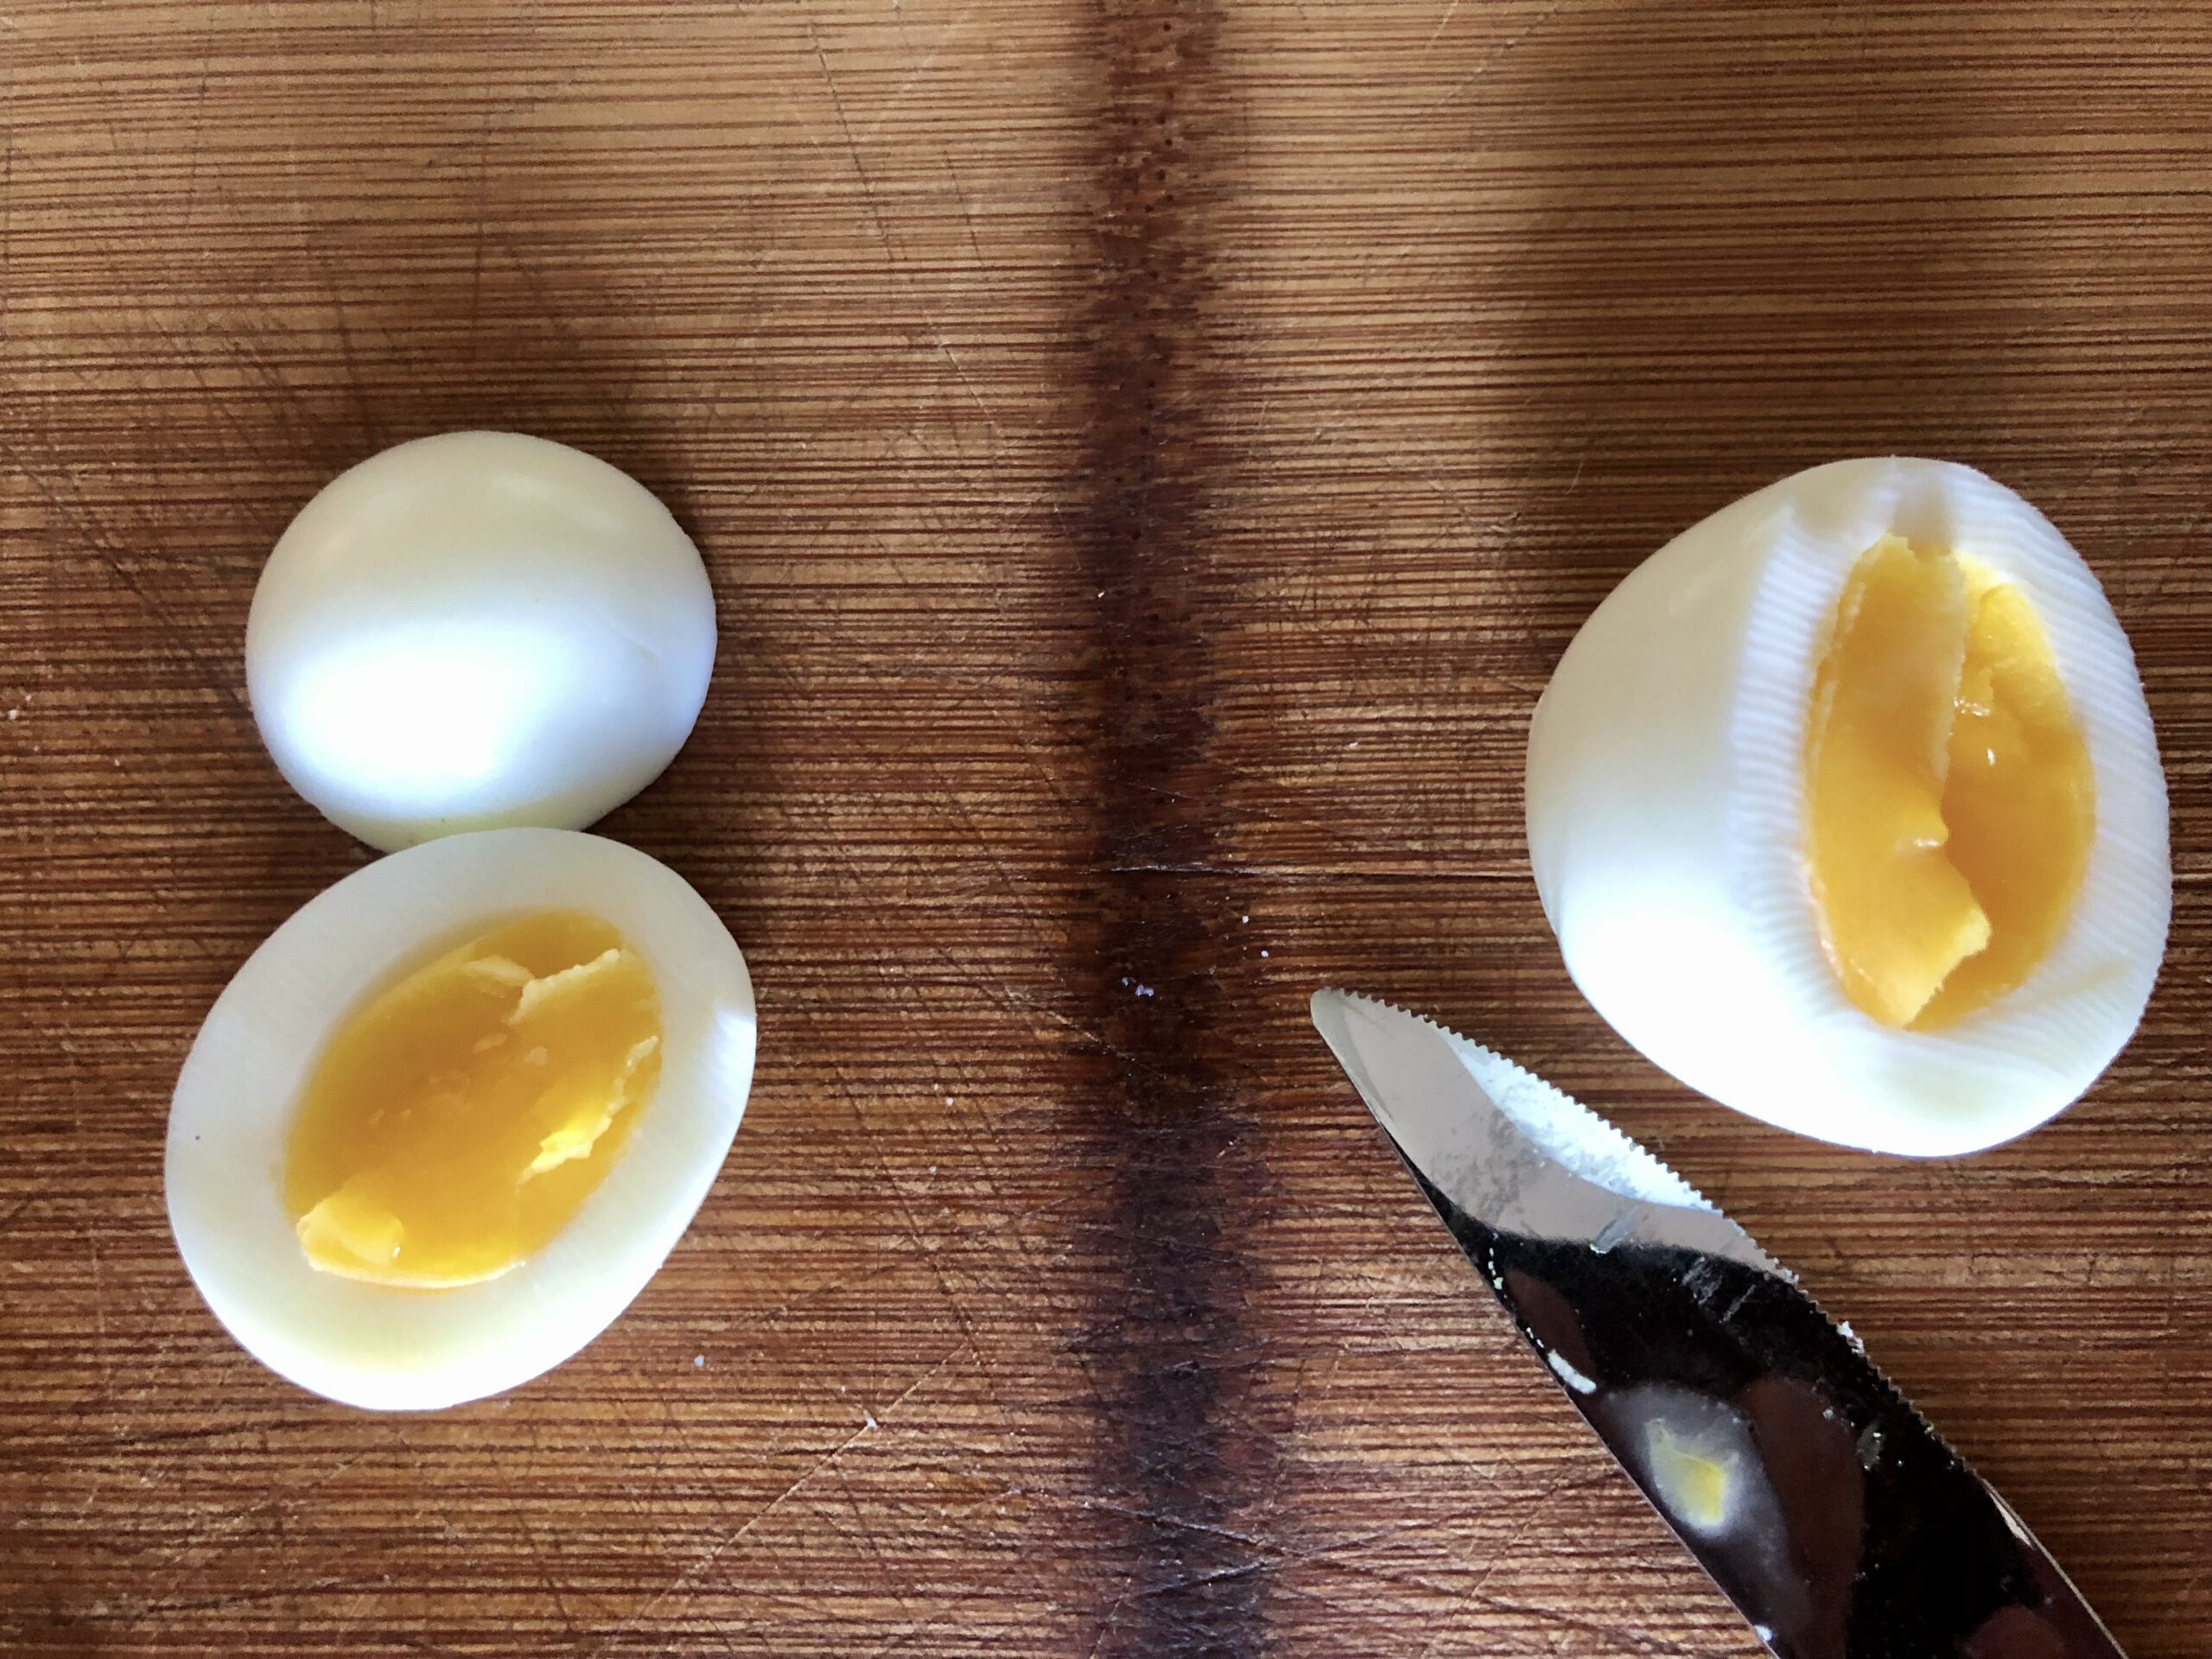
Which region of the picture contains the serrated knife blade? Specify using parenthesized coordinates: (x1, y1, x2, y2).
(1312, 988, 2128, 1659)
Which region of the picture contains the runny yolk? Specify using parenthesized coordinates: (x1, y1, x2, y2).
(283, 910, 662, 1288)
(1804, 536, 2094, 1030)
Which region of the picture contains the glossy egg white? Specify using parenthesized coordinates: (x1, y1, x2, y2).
(166, 830, 756, 1410)
(247, 431, 716, 852)
(1527, 458, 2169, 1157)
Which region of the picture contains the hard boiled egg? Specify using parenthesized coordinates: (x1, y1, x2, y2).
(1527, 458, 2168, 1156)
(166, 829, 755, 1409)
(248, 432, 716, 852)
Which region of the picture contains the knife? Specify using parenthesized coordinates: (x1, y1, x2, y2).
(1311, 988, 2129, 1659)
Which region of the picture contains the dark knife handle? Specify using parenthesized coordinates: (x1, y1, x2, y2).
(1447, 1213, 2128, 1659)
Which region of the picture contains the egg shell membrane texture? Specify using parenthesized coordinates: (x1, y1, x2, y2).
(1526, 457, 2168, 1156)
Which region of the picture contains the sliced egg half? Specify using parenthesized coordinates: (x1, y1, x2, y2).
(167, 829, 755, 1409)
(1527, 458, 2168, 1156)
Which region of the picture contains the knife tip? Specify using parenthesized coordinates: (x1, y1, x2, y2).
(1309, 986, 1367, 1044)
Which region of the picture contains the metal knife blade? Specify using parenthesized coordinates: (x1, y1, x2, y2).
(1312, 988, 2128, 1659)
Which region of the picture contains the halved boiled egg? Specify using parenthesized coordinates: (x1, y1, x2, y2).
(166, 829, 755, 1408)
(1527, 458, 2168, 1156)
(247, 432, 716, 853)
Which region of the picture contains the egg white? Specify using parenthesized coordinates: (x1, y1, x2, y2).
(166, 829, 756, 1410)
(1527, 457, 2169, 1157)
(247, 431, 716, 853)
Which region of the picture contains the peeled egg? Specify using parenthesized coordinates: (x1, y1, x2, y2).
(166, 829, 755, 1409)
(248, 431, 716, 852)
(1527, 458, 2168, 1156)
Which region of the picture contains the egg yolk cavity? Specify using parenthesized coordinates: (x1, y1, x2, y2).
(284, 911, 663, 1288)
(1804, 536, 2094, 1030)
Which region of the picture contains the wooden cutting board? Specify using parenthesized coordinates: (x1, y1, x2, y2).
(3, 3, 2207, 1654)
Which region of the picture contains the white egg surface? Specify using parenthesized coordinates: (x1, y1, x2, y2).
(166, 829, 755, 1410)
(247, 431, 716, 852)
(1528, 458, 2168, 1156)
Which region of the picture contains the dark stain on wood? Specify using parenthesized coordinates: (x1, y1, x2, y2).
(1074, 3, 1270, 1654)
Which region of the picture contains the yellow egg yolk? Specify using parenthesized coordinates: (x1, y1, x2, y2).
(284, 910, 662, 1288)
(1804, 536, 2094, 1030)
(1644, 1422, 1733, 1534)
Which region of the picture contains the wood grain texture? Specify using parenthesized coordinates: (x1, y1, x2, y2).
(3, 3, 2209, 1655)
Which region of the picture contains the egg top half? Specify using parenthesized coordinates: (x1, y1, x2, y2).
(1527, 458, 2169, 1156)
(246, 431, 716, 854)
